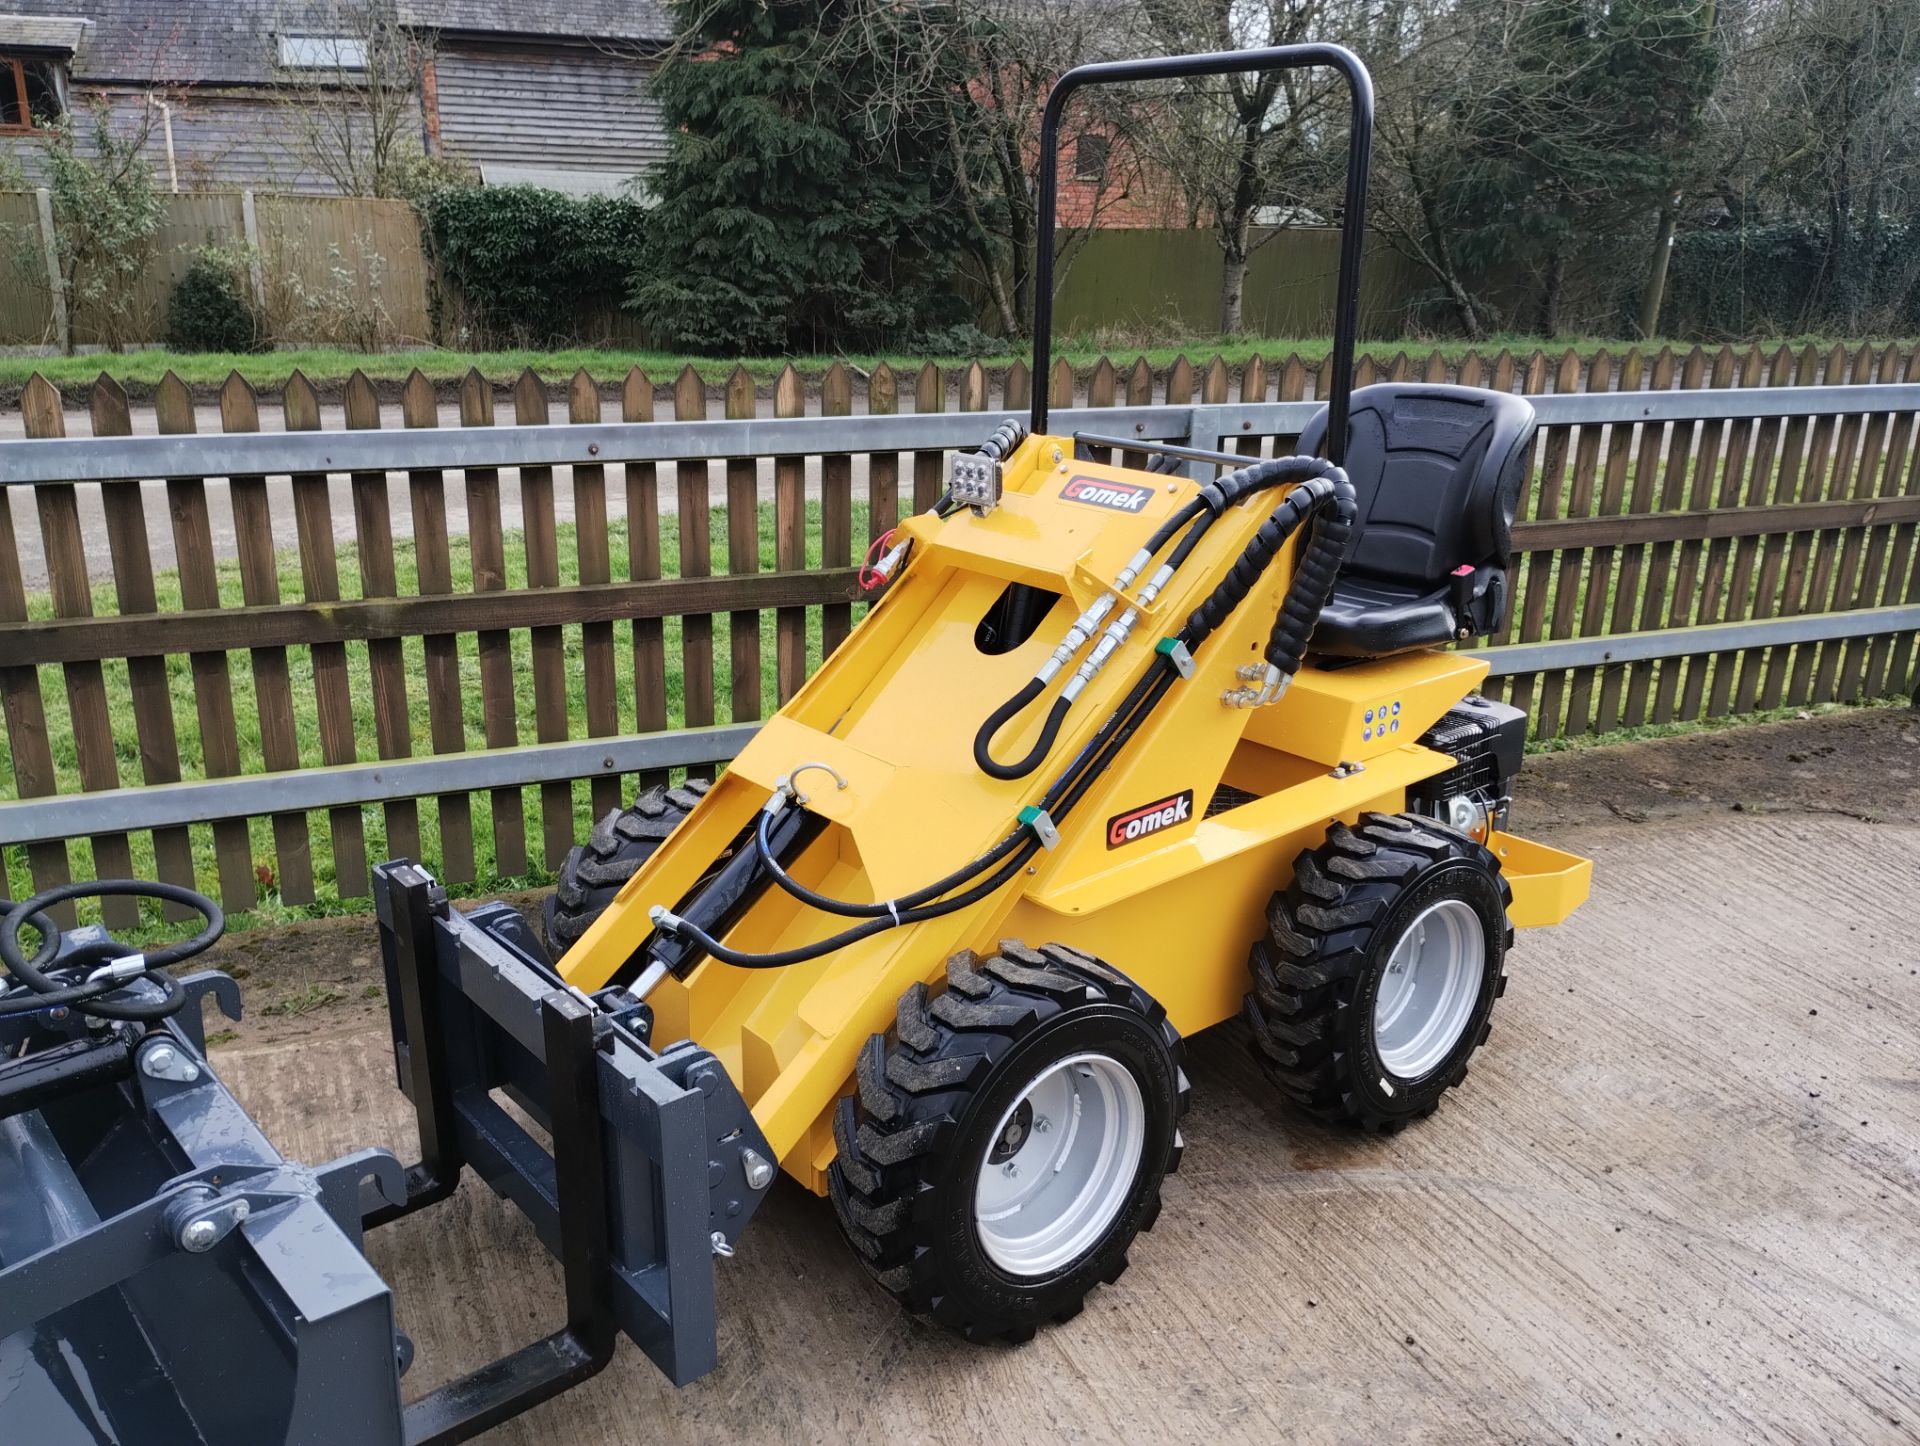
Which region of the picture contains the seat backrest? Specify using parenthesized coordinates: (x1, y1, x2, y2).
(1297, 383, 1536, 586)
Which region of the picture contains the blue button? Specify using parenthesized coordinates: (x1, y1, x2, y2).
(1364, 709, 1374, 723)
(1392, 701, 1401, 715)
(1390, 720, 1400, 733)
(1362, 727, 1372, 741)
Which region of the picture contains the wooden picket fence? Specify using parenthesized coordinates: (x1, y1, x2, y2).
(2, 342, 1918, 921)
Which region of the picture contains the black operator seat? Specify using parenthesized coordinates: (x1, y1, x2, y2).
(1295, 383, 1537, 658)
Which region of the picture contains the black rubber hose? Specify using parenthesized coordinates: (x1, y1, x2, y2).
(976, 419, 1028, 462)
(0, 969, 187, 1021)
(754, 802, 1033, 919)
(974, 495, 1217, 782)
(0, 880, 222, 1022)
(675, 645, 1181, 969)
(1161, 505, 1218, 574)
(1185, 472, 1348, 646)
(973, 678, 1043, 777)
(975, 693, 1072, 781)
(670, 835, 1044, 969)
(1266, 477, 1358, 677)
(0, 903, 60, 974)
(1141, 494, 1209, 555)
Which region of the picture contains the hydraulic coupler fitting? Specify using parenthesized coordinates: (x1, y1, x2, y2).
(1062, 606, 1139, 702)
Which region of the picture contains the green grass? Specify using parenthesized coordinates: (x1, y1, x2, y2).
(2, 332, 1898, 393)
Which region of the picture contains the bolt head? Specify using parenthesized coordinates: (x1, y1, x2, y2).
(741, 1147, 774, 1191)
(1033, 1115, 1051, 1134)
(181, 1218, 220, 1251)
(1002, 1161, 1019, 1178)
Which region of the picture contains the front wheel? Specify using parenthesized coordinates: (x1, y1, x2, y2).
(1243, 812, 1513, 1132)
(829, 943, 1188, 1342)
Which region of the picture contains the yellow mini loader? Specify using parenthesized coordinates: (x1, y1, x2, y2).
(0, 43, 1588, 1446)
(542, 42, 1590, 1346)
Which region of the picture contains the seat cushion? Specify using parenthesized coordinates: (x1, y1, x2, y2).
(1310, 575, 1459, 659)
(1296, 382, 1537, 658)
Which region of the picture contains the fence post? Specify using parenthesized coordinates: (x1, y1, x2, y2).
(240, 189, 268, 318)
(33, 189, 69, 353)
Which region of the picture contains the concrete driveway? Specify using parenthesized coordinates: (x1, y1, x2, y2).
(206, 708, 1920, 1444)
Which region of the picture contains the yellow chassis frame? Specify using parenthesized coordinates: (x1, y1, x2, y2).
(560, 436, 1591, 1192)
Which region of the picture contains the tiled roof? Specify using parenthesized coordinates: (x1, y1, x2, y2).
(10, 0, 276, 85)
(6, 1, 673, 87)
(397, 2, 672, 44)
(0, 16, 93, 53)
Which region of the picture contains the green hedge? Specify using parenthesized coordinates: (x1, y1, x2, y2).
(1666, 220, 1920, 339)
(423, 185, 649, 348)
(165, 250, 264, 353)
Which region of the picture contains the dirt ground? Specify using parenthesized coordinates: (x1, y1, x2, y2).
(204, 706, 1920, 1444)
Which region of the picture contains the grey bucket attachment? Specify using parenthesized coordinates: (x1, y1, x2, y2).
(0, 861, 775, 1444)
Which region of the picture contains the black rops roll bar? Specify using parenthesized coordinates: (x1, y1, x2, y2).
(1030, 44, 1375, 465)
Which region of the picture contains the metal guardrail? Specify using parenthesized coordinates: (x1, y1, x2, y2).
(0, 726, 758, 846)
(2, 380, 1918, 854)
(1, 610, 1914, 849)
(6, 385, 1920, 487)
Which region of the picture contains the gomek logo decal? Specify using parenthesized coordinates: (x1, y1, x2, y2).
(1060, 476, 1154, 513)
(1106, 790, 1195, 848)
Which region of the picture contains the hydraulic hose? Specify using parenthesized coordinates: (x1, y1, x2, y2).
(972, 452, 1350, 781)
(974, 688, 1073, 780)
(1184, 470, 1355, 649)
(1264, 478, 1358, 677)
(754, 798, 1034, 919)
(661, 834, 1045, 968)
(976, 418, 1028, 462)
(663, 456, 1355, 972)
(0, 880, 222, 1023)
(662, 640, 1180, 969)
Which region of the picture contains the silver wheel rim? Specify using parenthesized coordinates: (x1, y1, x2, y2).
(973, 1052, 1146, 1277)
(1373, 898, 1486, 1079)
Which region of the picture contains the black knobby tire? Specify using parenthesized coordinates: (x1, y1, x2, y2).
(543, 778, 710, 956)
(829, 942, 1188, 1343)
(1243, 811, 1514, 1132)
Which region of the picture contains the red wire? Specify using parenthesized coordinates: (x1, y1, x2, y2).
(859, 527, 898, 591)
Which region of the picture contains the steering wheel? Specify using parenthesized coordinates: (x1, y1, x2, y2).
(0, 880, 224, 1022)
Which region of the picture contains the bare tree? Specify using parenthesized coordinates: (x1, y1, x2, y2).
(1326, 0, 1509, 337)
(1709, 0, 1920, 329)
(274, 0, 432, 197)
(1132, 0, 1329, 333)
(809, 0, 1158, 338)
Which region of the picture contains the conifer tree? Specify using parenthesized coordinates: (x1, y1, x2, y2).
(629, 0, 969, 353)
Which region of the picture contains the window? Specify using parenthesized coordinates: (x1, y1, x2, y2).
(1073, 133, 1109, 185)
(0, 54, 68, 133)
(278, 35, 368, 71)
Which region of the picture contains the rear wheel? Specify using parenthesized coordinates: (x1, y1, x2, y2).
(829, 942, 1187, 1342)
(543, 779, 709, 957)
(1243, 812, 1512, 1131)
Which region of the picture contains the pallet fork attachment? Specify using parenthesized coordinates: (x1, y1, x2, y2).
(369, 861, 775, 1408)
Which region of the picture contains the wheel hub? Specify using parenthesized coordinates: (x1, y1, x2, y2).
(1373, 898, 1486, 1080)
(988, 1098, 1034, 1165)
(973, 1053, 1145, 1277)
